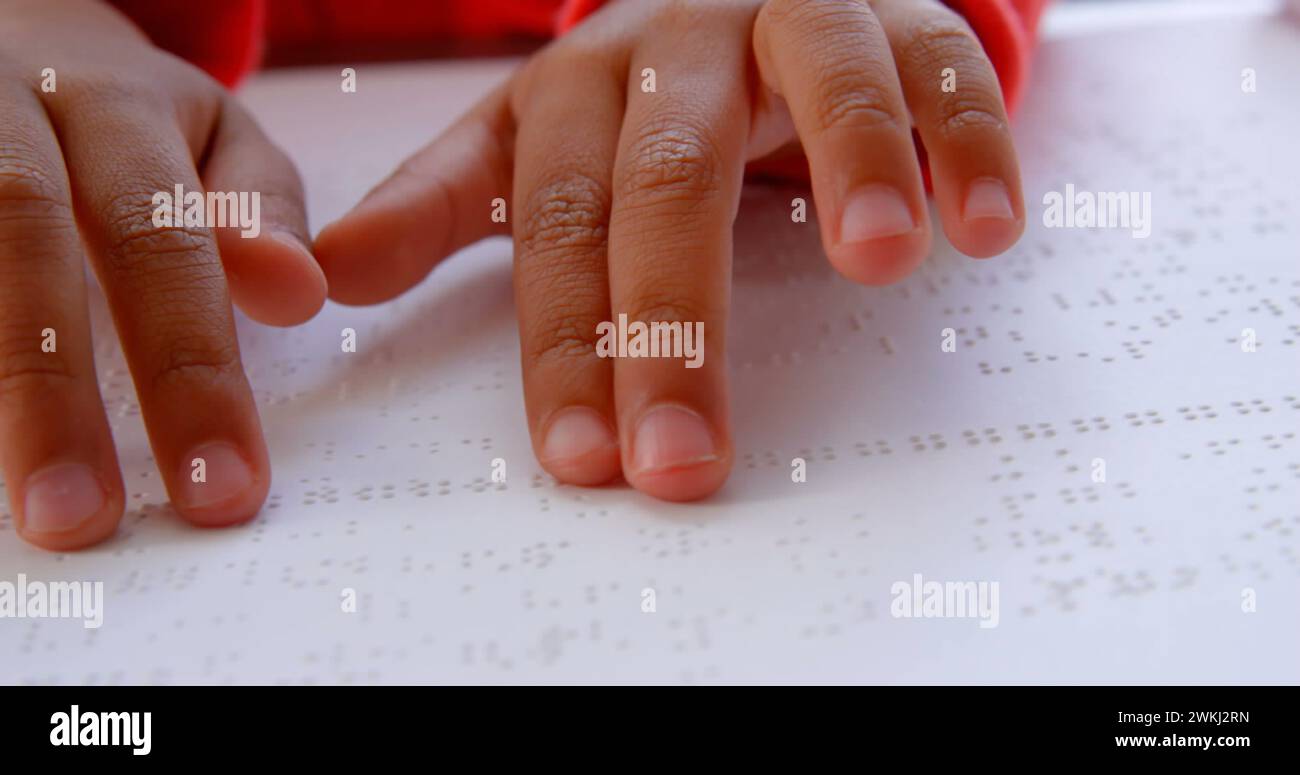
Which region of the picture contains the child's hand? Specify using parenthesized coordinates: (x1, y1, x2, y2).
(1, 0, 323, 550)
(316, 0, 1026, 501)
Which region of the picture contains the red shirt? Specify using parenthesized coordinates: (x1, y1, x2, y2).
(109, 0, 1046, 115)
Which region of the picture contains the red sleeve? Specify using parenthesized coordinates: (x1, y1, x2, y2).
(108, 0, 264, 89)
(110, 0, 1047, 108)
(107, 0, 591, 89)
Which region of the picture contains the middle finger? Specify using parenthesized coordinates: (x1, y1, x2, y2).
(607, 5, 757, 500)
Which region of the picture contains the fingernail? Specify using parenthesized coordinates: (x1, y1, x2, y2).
(177, 442, 255, 509)
(963, 177, 1014, 222)
(839, 184, 915, 244)
(541, 407, 617, 464)
(631, 405, 718, 475)
(23, 463, 105, 534)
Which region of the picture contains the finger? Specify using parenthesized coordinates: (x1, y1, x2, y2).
(511, 54, 625, 486)
(51, 101, 269, 527)
(201, 96, 326, 325)
(608, 11, 753, 500)
(313, 80, 516, 305)
(872, 0, 1025, 257)
(0, 85, 124, 551)
(754, 0, 932, 284)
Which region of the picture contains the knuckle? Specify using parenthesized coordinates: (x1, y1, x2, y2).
(0, 337, 77, 404)
(149, 335, 241, 394)
(533, 38, 619, 79)
(621, 290, 706, 331)
(757, 0, 904, 133)
(526, 299, 609, 368)
(0, 195, 73, 232)
(100, 190, 214, 272)
(0, 365, 77, 405)
(934, 103, 1006, 140)
(54, 73, 166, 116)
(518, 171, 610, 260)
(652, 0, 749, 29)
(516, 170, 610, 367)
(554, 41, 616, 68)
(617, 116, 723, 206)
(900, 17, 981, 71)
(810, 70, 901, 133)
(762, 0, 851, 30)
(0, 149, 70, 224)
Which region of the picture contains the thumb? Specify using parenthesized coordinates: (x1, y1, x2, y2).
(202, 96, 327, 327)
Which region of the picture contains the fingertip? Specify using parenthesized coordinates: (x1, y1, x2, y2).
(827, 228, 932, 286)
(170, 441, 269, 528)
(944, 176, 1025, 258)
(950, 214, 1026, 259)
(544, 454, 623, 488)
(629, 460, 730, 502)
(15, 462, 125, 552)
(538, 407, 623, 487)
(624, 405, 731, 502)
(221, 231, 328, 326)
(827, 184, 932, 285)
(314, 203, 438, 306)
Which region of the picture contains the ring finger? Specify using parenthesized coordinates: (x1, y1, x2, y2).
(754, 0, 933, 284)
(871, 0, 1026, 257)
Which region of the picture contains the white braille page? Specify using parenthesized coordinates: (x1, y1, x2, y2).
(2, 14, 1297, 684)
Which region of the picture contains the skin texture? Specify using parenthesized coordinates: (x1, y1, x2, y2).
(316, 0, 1026, 502)
(0, 0, 323, 550)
